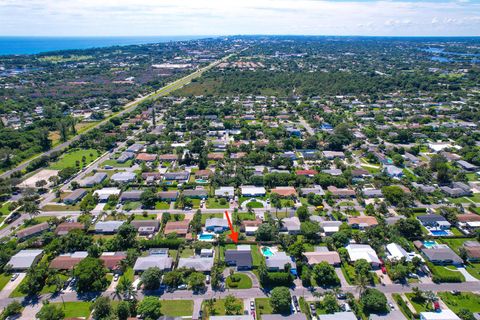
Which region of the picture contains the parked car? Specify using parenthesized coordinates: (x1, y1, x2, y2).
(388, 302, 395, 310)
(336, 292, 346, 300)
(10, 273, 19, 281)
(177, 284, 188, 290)
(114, 274, 119, 281)
(250, 301, 255, 310)
(381, 265, 387, 274)
(206, 275, 211, 284)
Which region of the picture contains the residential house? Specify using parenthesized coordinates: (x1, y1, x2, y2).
(205, 218, 229, 233)
(345, 244, 381, 267)
(111, 172, 136, 183)
(164, 220, 190, 236)
(117, 152, 135, 163)
(55, 222, 85, 236)
(215, 186, 235, 199)
(163, 171, 190, 183)
(422, 245, 463, 265)
(362, 189, 383, 198)
(265, 251, 296, 272)
(195, 169, 213, 180)
(63, 188, 87, 204)
(100, 252, 127, 271)
(131, 220, 160, 236)
(7, 249, 44, 271)
(225, 246, 253, 270)
(348, 216, 378, 230)
(384, 165, 404, 178)
(271, 187, 297, 197)
(183, 189, 208, 199)
(16, 222, 50, 240)
(177, 256, 214, 273)
(420, 310, 460, 320)
(299, 186, 325, 196)
(417, 215, 451, 229)
(95, 221, 125, 234)
(93, 187, 121, 202)
(386, 243, 422, 262)
(327, 186, 356, 198)
(303, 247, 341, 266)
(157, 191, 179, 201)
(320, 221, 342, 236)
(240, 185, 266, 197)
(463, 241, 480, 262)
(457, 160, 478, 172)
(133, 249, 173, 272)
(295, 170, 318, 177)
(241, 219, 263, 235)
(78, 173, 108, 187)
(280, 217, 301, 235)
(318, 312, 357, 320)
(119, 190, 144, 202)
(50, 251, 88, 270)
(322, 151, 345, 160)
(136, 153, 157, 162)
(126, 143, 143, 153)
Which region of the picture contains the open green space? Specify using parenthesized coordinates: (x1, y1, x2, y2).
(155, 201, 171, 210)
(123, 201, 141, 211)
(405, 293, 434, 313)
(202, 213, 224, 224)
(134, 214, 157, 220)
(120, 267, 134, 283)
(0, 273, 10, 291)
(207, 198, 230, 209)
(161, 300, 193, 317)
(49, 148, 100, 170)
(438, 292, 480, 313)
(255, 298, 274, 319)
(52, 301, 92, 318)
(202, 297, 243, 317)
(100, 159, 133, 168)
(226, 273, 252, 289)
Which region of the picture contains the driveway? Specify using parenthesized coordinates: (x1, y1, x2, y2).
(458, 267, 479, 282)
(0, 273, 26, 299)
(335, 267, 350, 287)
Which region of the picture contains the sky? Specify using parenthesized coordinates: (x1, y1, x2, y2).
(0, 0, 479, 37)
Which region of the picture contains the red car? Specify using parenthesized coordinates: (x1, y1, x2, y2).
(381, 266, 387, 274)
(433, 301, 440, 310)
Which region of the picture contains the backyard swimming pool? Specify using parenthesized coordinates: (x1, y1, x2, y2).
(261, 246, 275, 257)
(430, 229, 450, 237)
(198, 233, 216, 241)
(423, 240, 438, 248)
(195, 179, 208, 184)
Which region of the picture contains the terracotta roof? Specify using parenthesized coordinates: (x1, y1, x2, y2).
(164, 220, 190, 235)
(466, 247, 480, 259)
(295, 170, 318, 176)
(348, 216, 379, 227)
(100, 252, 127, 270)
(458, 214, 480, 223)
(55, 222, 85, 235)
(136, 153, 157, 161)
(16, 222, 49, 239)
(50, 256, 84, 270)
(242, 219, 263, 227)
(196, 169, 213, 177)
(158, 154, 177, 161)
(207, 153, 224, 160)
(271, 187, 297, 197)
(304, 251, 341, 265)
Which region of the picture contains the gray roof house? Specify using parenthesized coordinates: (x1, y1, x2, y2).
(263, 314, 308, 320)
(299, 186, 325, 196)
(205, 218, 229, 233)
(78, 173, 108, 187)
(225, 248, 253, 270)
(126, 143, 144, 153)
(157, 191, 179, 201)
(422, 244, 463, 265)
(318, 312, 357, 320)
(457, 160, 478, 171)
(117, 152, 135, 163)
(133, 255, 173, 272)
(177, 256, 214, 273)
(281, 217, 301, 234)
(265, 252, 296, 271)
(183, 189, 208, 199)
(163, 171, 190, 182)
(130, 220, 160, 235)
(7, 249, 43, 271)
(16, 222, 50, 240)
(111, 172, 136, 183)
(363, 189, 383, 198)
(63, 188, 88, 204)
(412, 182, 436, 193)
(95, 221, 125, 234)
(120, 190, 144, 202)
(384, 165, 404, 178)
(417, 215, 450, 228)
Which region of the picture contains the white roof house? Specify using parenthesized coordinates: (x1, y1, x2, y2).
(133, 255, 173, 272)
(420, 310, 460, 320)
(111, 172, 136, 183)
(240, 185, 266, 197)
(345, 244, 381, 265)
(386, 243, 423, 262)
(319, 312, 357, 320)
(7, 249, 43, 270)
(93, 187, 121, 201)
(215, 186, 235, 198)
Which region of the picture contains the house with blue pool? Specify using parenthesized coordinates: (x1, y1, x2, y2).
(205, 217, 229, 233)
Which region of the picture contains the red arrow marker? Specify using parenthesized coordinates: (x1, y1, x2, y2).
(225, 210, 238, 243)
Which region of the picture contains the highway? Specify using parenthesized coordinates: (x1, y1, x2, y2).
(0, 53, 234, 180)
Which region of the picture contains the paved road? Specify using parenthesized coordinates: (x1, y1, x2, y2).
(298, 116, 315, 136)
(0, 53, 235, 180)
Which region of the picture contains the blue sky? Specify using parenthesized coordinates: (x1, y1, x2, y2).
(0, 0, 479, 36)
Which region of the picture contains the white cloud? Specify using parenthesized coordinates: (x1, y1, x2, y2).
(0, 0, 479, 36)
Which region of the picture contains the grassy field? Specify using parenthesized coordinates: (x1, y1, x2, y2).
(0, 273, 10, 291)
(49, 148, 100, 170)
(251, 245, 264, 267)
(180, 247, 195, 258)
(40, 274, 69, 295)
(255, 298, 274, 319)
(161, 300, 193, 317)
(120, 267, 134, 282)
(201, 213, 224, 224)
(134, 214, 157, 220)
(207, 198, 230, 209)
(202, 297, 243, 317)
(41, 204, 80, 211)
(52, 301, 92, 318)
(405, 293, 434, 313)
(155, 201, 171, 210)
(123, 201, 141, 211)
(438, 292, 480, 313)
(226, 273, 253, 289)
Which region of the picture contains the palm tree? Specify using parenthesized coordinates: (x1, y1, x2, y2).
(356, 274, 369, 295)
(23, 200, 40, 219)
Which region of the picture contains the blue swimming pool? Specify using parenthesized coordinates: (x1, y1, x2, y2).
(261, 247, 275, 257)
(423, 240, 438, 248)
(199, 233, 215, 240)
(430, 230, 449, 237)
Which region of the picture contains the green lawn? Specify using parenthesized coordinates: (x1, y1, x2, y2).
(155, 201, 171, 210)
(41, 204, 80, 211)
(201, 213, 223, 224)
(123, 201, 141, 211)
(202, 297, 243, 317)
(438, 292, 480, 313)
(40, 274, 69, 295)
(49, 148, 100, 170)
(0, 273, 10, 291)
(405, 293, 434, 313)
(100, 159, 133, 168)
(255, 298, 274, 319)
(245, 200, 264, 209)
(207, 198, 229, 209)
(134, 214, 157, 220)
(0, 203, 10, 216)
(238, 212, 256, 221)
(226, 273, 252, 289)
(180, 247, 195, 258)
(161, 300, 193, 317)
(465, 263, 480, 279)
(52, 301, 92, 318)
(251, 245, 264, 267)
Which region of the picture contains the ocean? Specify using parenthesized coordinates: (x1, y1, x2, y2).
(0, 36, 208, 56)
